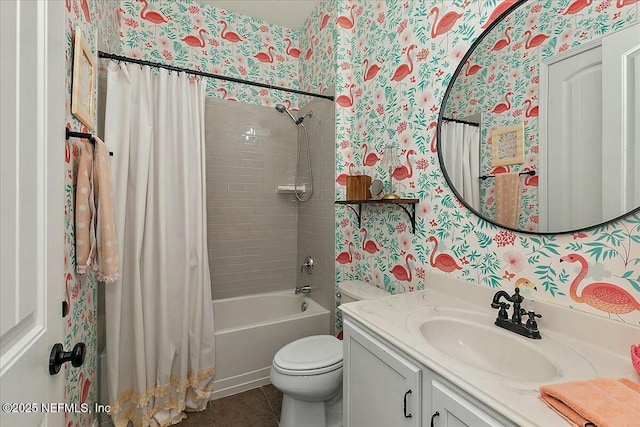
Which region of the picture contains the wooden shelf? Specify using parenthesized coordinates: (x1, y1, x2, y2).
(335, 199, 420, 233)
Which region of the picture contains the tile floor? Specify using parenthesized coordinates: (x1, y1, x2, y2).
(177, 385, 283, 427)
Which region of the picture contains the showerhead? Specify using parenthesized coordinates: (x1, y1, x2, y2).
(275, 104, 299, 124)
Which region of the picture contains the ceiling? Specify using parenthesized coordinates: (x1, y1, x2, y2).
(198, 1, 321, 29)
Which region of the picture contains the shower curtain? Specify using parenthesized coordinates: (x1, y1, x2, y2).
(104, 62, 215, 427)
(442, 121, 480, 211)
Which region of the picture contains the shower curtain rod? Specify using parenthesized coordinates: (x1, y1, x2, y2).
(98, 51, 335, 102)
(442, 117, 480, 127)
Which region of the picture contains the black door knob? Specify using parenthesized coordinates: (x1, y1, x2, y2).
(49, 342, 86, 375)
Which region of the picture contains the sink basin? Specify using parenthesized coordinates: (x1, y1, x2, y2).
(406, 308, 595, 383)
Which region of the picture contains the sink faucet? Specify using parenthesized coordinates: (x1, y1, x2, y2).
(491, 288, 542, 339)
(295, 285, 312, 295)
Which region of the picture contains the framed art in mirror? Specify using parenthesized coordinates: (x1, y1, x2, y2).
(491, 123, 524, 167)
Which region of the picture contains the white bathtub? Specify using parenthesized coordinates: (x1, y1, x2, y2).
(211, 290, 330, 400)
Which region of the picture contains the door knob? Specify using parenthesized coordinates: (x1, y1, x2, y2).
(49, 342, 85, 375)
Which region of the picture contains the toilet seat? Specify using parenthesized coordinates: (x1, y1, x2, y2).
(273, 335, 343, 376)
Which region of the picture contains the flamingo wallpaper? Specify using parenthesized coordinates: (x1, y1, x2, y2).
(64, 0, 104, 426)
(117, 0, 314, 108)
(444, 0, 639, 231)
(332, 0, 640, 330)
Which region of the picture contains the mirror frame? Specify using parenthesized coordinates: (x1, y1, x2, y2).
(436, 0, 640, 235)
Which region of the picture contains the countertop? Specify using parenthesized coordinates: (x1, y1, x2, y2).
(339, 271, 640, 427)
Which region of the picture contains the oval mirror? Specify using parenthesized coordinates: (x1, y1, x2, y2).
(437, 0, 640, 234)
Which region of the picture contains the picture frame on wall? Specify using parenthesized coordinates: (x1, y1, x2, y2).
(71, 27, 95, 130)
(490, 123, 524, 167)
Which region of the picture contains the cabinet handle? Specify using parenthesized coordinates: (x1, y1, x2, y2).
(403, 389, 412, 418)
(430, 411, 440, 427)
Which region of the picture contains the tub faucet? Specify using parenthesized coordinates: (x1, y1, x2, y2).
(295, 285, 312, 295)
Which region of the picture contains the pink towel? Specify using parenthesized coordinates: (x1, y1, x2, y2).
(539, 378, 640, 427)
(75, 137, 119, 283)
(494, 172, 521, 228)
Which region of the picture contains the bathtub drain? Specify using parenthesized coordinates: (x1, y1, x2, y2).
(300, 301, 308, 312)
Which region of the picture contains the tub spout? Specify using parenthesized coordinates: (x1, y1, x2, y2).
(295, 285, 311, 295)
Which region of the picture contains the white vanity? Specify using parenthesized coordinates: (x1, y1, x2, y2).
(339, 272, 639, 427)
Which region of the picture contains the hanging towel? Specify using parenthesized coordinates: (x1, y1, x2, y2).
(75, 140, 96, 275)
(75, 137, 119, 282)
(539, 378, 640, 427)
(494, 172, 521, 228)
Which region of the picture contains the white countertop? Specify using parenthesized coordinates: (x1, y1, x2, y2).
(339, 271, 640, 427)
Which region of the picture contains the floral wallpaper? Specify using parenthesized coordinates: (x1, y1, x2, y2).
(333, 0, 640, 330)
(118, 0, 308, 108)
(445, 0, 638, 231)
(65, 1, 101, 426)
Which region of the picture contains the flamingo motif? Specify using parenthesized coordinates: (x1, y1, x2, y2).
(390, 254, 415, 282)
(617, 0, 640, 8)
(319, 12, 330, 31)
(138, 0, 168, 25)
(428, 236, 463, 273)
(181, 29, 207, 48)
(218, 20, 242, 43)
(524, 30, 550, 50)
(560, 253, 640, 316)
(336, 242, 355, 265)
(305, 36, 316, 60)
(337, 5, 355, 30)
(563, 0, 593, 15)
(361, 228, 380, 255)
(481, 0, 518, 28)
(284, 38, 300, 58)
(429, 7, 463, 38)
(524, 99, 539, 118)
(363, 58, 381, 82)
(217, 88, 236, 102)
(464, 61, 482, 77)
(515, 278, 538, 291)
(254, 46, 275, 63)
(362, 143, 381, 167)
(64, 272, 72, 317)
(490, 26, 513, 52)
(489, 165, 510, 175)
(523, 169, 538, 187)
(429, 121, 438, 152)
(336, 163, 355, 186)
(336, 84, 355, 108)
(78, 372, 91, 405)
(390, 44, 417, 82)
(490, 91, 513, 114)
(80, 0, 92, 23)
(392, 150, 416, 181)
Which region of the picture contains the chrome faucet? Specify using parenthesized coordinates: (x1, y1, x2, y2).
(295, 285, 312, 295)
(491, 288, 542, 339)
(300, 256, 315, 274)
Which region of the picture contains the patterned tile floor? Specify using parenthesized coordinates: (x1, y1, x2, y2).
(176, 385, 283, 427)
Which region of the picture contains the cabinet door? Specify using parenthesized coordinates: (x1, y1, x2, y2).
(431, 381, 504, 427)
(344, 319, 422, 427)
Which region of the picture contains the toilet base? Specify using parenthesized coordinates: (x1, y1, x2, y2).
(279, 393, 343, 427)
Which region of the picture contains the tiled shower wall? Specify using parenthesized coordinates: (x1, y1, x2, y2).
(296, 91, 337, 333)
(205, 98, 300, 300)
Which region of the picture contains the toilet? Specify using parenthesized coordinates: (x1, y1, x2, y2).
(270, 280, 390, 427)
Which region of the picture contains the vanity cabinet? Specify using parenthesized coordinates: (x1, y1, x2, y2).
(343, 319, 422, 426)
(343, 318, 513, 427)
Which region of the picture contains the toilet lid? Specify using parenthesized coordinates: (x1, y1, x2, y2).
(274, 335, 343, 374)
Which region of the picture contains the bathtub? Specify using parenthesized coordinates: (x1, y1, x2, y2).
(211, 290, 330, 400)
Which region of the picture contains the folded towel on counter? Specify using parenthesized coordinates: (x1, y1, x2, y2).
(539, 378, 640, 427)
(75, 137, 119, 283)
(494, 172, 521, 228)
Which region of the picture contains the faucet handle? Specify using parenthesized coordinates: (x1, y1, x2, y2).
(491, 302, 510, 319)
(525, 311, 542, 330)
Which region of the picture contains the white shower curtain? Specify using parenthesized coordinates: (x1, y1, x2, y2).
(104, 62, 215, 427)
(442, 121, 480, 210)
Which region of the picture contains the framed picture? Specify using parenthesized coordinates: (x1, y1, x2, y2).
(71, 27, 95, 130)
(490, 123, 524, 167)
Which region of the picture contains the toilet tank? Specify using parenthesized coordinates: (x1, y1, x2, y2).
(338, 280, 390, 304)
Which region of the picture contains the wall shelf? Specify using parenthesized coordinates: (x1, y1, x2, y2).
(335, 199, 420, 234)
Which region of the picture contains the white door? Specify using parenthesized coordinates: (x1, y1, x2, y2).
(0, 1, 65, 426)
